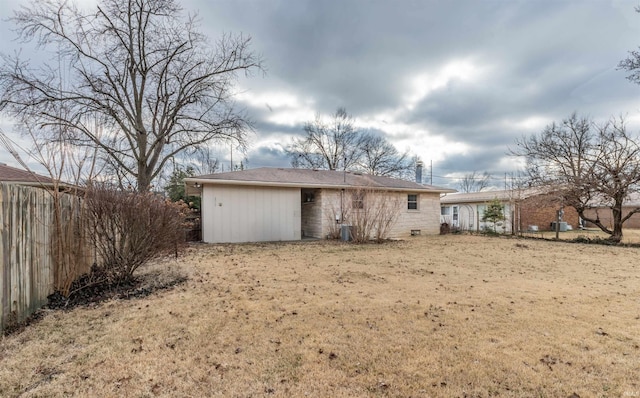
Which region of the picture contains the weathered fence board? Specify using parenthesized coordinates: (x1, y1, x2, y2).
(1, 183, 54, 330)
(1, 182, 92, 331)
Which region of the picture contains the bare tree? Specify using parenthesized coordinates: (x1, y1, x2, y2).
(619, 8, 640, 85)
(287, 108, 414, 179)
(457, 171, 492, 193)
(0, 0, 262, 192)
(194, 147, 221, 175)
(287, 107, 362, 170)
(512, 113, 640, 243)
(326, 186, 402, 243)
(358, 133, 413, 178)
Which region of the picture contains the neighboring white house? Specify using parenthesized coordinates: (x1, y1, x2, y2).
(185, 167, 455, 243)
(440, 188, 580, 234)
(440, 190, 516, 233)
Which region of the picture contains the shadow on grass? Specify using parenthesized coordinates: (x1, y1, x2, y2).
(3, 268, 188, 337)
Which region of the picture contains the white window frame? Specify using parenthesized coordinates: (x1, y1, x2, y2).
(407, 194, 419, 210)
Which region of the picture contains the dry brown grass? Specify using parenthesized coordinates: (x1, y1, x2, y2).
(521, 228, 640, 244)
(2, 234, 640, 397)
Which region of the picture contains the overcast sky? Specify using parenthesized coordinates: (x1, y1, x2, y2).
(2, 0, 640, 188)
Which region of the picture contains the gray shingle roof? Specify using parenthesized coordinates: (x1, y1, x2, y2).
(0, 163, 55, 185)
(187, 167, 455, 193)
(440, 188, 548, 204)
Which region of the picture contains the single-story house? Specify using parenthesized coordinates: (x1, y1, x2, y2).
(440, 188, 579, 234)
(185, 167, 455, 243)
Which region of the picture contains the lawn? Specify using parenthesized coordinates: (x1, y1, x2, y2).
(1, 234, 639, 397)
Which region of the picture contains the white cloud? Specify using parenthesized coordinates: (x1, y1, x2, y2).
(404, 59, 487, 111)
(235, 89, 316, 127)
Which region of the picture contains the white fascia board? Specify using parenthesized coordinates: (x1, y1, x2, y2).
(184, 177, 453, 193)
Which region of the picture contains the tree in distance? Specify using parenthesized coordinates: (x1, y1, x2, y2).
(482, 198, 504, 234)
(165, 166, 201, 210)
(0, 0, 262, 192)
(287, 107, 362, 171)
(512, 113, 640, 243)
(457, 171, 492, 193)
(286, 107, 414, 179)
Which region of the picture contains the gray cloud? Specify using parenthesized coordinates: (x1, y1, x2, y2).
(3, 0, 640, 188)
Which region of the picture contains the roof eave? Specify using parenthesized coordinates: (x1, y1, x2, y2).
(184, 177, 455, 194)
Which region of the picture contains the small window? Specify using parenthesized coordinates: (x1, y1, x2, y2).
(408, 194, 418, 210)
(441, 206, 450, 216)
(352, 192, 364, 209)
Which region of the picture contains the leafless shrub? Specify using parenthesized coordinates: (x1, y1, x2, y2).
(440, 223, 451, 235)
(51, 191, 94, 296)
(325, 208, 343, 240)
(347, 187, 402, 243)
(85, 185, 188, 284)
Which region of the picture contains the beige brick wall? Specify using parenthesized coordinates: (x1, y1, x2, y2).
(391, 192, 441, 238)
(319, 189, 345, 239)
(301, 188, 323, 237)
(316, 189, 441, 240)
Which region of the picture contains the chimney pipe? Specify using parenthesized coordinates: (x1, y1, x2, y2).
(416, 160, 423, 184)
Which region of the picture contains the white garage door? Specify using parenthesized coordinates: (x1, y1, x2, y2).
(202, 185, 302, 243)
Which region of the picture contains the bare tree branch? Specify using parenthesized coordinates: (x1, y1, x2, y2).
(512, 113, 640, 242)
(0, 0, 263, 191)
(457, 171, 492, 193)
(286, 107, 414, 179)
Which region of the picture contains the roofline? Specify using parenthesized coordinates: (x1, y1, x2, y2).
(0, 180, 79, 192)
(184, 177, 456, 193)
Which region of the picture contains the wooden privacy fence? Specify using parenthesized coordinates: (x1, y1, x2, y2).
(0, 182, 92, 331)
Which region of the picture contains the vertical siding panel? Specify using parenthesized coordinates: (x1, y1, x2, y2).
(266, 188, 272, 240)
(212, 186, 221, 243)
(231, 187, 241, 242)
(292, 189, 300, 240)
(217, 187, 225, 243)
(206, 186, 218, 243)
(253, 188, 262, 241)
(249, 187, 258, 242)
(276, 188, 282, 238)
(216, 187, 225, 243)
(275, 188, 284, 240)
(281, 189, 288, 239)
(261, 187, 270, 241)
(200, 185, 304, 243)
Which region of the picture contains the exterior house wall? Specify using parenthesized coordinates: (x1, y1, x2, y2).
(392, 192, 441, 237)
(201, 184, 301, 243)
(582, 207, 640, 229)
(318, 189, 441, 239)
(319, 189, 348, 239)
(301, 188, 323, 238)
(441, 203, 513, 233)
(517, 195, 579, 231)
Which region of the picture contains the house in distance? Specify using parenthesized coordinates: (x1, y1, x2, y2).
(440, 188, 580, 234)
(185, 167, 454, 243)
